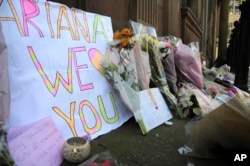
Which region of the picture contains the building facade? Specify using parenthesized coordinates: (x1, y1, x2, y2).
(51, 0, 221, 66)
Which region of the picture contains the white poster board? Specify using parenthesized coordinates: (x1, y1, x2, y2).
(0, 0, 132, 140)
(135, 88, 173, 134)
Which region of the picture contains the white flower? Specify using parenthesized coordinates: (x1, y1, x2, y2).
(109, 39, 121, 46)
(157, 41, 166, 48)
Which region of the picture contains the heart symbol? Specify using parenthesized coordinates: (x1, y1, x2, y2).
(88, 48, 106, 76)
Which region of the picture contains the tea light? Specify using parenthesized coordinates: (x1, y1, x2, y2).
(63, 137, 91, 164)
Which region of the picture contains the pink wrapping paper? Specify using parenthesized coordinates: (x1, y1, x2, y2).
(174, 43, 203, 89)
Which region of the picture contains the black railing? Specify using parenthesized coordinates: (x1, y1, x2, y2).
(227, 0, 250, 91)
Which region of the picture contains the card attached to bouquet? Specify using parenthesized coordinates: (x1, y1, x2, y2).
(7, 116, 65, 166)
(134, 87, 173, 134)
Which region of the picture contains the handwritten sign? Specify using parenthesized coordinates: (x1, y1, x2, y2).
(0, 0, 132, 140)
(7, 116, 65, 166)
(135, 88, 173, 134)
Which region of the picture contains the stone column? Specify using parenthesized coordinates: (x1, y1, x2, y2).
(214, 0, 230, 67)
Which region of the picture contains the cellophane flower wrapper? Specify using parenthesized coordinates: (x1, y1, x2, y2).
(101, 28, 149, 131)
(141, 34, 165, 87)
(133, 42, 152, 90)
(158, 36, 178, 95)
(127, 21, 158, 130)
(103, 43, 150, 131)
(138, 26, 182, 118)
(174, 41, 203, 89)
(113, 71, 140, 113)
(102, 45, 140, 113)
(129, 21, 177, 130)
(128, 20, 151, 90)
(183, 83, 221, 117)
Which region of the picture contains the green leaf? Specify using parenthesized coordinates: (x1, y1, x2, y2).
(193, 107, 202, 115)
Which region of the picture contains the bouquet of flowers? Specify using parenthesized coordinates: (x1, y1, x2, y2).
(139, 31, 183, 118)
(128, 20, 182, 118)
(177, 83, 201, 119)
(173, 40, 203, 90)
(158, 36, 178, 95)
(101, 28, 140, 113)
(102, 28, 170, 133)
(127, 20, 152, 91)
(141, 35, 165, 87)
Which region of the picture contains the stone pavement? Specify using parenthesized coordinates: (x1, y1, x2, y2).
(61, 117, 233, 166)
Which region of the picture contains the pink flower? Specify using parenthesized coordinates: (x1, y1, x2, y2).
(229, 87, 238, 94)
(206, 85, 218, 96)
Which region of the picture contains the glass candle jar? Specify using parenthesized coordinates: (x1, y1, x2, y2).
(63, 137, 91, 164)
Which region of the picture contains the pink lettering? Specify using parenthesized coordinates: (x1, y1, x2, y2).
(20, 0, 44, 37)
(72, 47, 94, 91)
